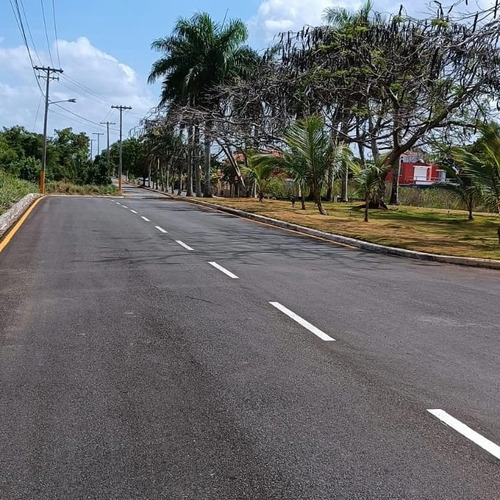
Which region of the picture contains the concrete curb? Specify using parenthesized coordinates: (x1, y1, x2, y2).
(167, 191, 500, 269)
(147, 190, 500, 271)
(0, 193, 42, 239)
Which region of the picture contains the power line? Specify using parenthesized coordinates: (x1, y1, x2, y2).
(32, 95, 42, 132)
(57, 79, 118, 110)
(51, 0, 61, 67)
(9, 0, 44, 96)
(18, 0, 42, 66)
(40, 0, 54, 66)
(52, 103, 116, 130)
(61, 74, 116, 106)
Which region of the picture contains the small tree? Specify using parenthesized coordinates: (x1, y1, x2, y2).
(451, 123, 500, 214)
(254, 115, 338, 215)
(242, 157, 276, 202)
(354, 160, 391, 222)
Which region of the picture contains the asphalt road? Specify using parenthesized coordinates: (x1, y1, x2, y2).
(0, 187, 499, 499)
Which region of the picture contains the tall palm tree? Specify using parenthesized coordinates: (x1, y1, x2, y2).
(149, 13, 258, 197)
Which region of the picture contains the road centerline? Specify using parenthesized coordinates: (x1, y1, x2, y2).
(155, 226, 168, 233)
(269, 302, 335, 342)
(141, 216, 150, 222)
(130, 209, 138, 214)
(208, 262, 239, 279)
(428, 409, 500, 460)
(175, 240, 194, 251)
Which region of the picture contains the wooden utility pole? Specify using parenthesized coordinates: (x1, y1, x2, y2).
(111, 105, 132, 194)
(34, 66, 63, 194)
(100, 121, 115, 177)
(92, 132, 104, 158)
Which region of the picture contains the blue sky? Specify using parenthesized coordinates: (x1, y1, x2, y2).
(0, 0, 459, 152)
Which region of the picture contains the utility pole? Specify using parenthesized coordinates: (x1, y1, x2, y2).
(111, 105, 132, 194)
(92, 132, 104, 158)
(100, 121, 115, 177)
(34, 66, 63, 194)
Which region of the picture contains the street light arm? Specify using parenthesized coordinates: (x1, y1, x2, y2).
(48, 98, 76, 105)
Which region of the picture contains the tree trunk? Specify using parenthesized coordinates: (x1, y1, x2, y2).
(364, 193, 369, 222)
(326, 164, 334, 202)
(203, 121, 212, 197)
(194, 125, 202, 197)
(389, 156, 401, 205)
(314, 188, 327, 215)
(186, 126, 193, 197)
(467, 193, 474, 220)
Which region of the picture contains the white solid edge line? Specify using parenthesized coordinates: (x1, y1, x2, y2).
(428, 409, 500, 460)
(208, 261, 239, 279)
(155, 226, 168, 233)
(176, 240, 194, 251)
(141, 216, 150, 222)
(130, 209, 138, 214)
(269, 302, 335, 342)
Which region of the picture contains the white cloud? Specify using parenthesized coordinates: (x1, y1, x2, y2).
(248, 0, 357, 46)
(0, 37, 155, 145)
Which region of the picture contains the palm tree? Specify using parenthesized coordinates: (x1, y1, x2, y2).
(254, 115, 348, 215)
(354, 159, 390, 222)
(436, 158, 479, 220)
(242, 156, 276, 202)
(149, 13, 258, 197)
(450, 123, 500, 214)
(323, 0, 373, 29)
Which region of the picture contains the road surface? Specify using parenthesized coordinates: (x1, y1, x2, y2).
(1, 187, 499, 499)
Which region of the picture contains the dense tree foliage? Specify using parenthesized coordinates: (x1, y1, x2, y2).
(0, 126, 111, 186)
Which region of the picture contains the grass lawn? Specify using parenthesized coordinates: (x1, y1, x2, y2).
(195, 197, 500, 261)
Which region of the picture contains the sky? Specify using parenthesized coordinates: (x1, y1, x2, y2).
(0, 0, 480, 156)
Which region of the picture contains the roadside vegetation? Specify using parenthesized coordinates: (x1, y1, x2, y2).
(44, 182, 117, 196)
(0, 126, 114, 205)
(0, 170, 37, 215)
(197, 197, 500, 260)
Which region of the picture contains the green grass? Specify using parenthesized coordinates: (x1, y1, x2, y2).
(195, 197, 500, 260)
(0, 170, 37, 215)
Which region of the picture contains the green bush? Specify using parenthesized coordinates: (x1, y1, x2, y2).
(0, 170, 37, 214)
(398, 186, 466, 210)
(44, 181, 117, 195)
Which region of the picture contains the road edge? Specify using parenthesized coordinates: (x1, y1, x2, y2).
(0, 193, 43, 240)
(141, 188, 500, 270)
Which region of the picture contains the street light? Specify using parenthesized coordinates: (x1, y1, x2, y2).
(40, 98, 76, 194)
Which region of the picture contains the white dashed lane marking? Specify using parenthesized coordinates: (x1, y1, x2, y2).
(208, 262, 239, 279)
(269, 302, 335, 342)
(176, 240, 194, 251)
(428, 409, 500, 460)
(155, 226, 168, 233)
(141, 216, 150, 222)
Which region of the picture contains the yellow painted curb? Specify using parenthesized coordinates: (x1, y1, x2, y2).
(0, 197, 44, 253)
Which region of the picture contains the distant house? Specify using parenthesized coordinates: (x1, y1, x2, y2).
(386, 153, 447, 186)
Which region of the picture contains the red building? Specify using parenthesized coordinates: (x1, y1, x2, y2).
(386, 153, 447, 186)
